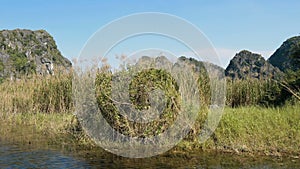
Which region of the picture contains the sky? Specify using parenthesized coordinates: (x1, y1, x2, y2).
(1, 0, 300, 68)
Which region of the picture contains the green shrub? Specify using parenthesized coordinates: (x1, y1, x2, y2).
(7, 48, 28, 74)
(95, 68, 181, 138)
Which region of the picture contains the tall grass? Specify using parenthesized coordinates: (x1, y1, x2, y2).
(213, 104, 300, 155)
(0, 68, 299, 156)
(0, 68, 287, 119)
(0, 69, 291, 129)
(226, 78, 282, 107)
(0, 72, 72, 119)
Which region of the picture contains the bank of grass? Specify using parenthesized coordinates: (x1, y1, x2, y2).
(0, 72, 72, 117)
(0, 104, 299, 157)
(188, 104, 300, 157)
(0, 112, 95, 148)
(0, 73, 299, 157)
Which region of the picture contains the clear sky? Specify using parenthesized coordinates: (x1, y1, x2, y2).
(1, 0, 300, 67)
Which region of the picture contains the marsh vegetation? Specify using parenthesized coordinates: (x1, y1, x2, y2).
(0, 65, 299, 158)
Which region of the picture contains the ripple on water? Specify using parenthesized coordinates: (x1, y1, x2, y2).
(0, 142, 299, 168)
(0, 143, 91, 169)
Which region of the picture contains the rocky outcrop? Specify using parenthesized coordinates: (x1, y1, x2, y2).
(225, 50, 282, 79)
(0, 29, 71, 80)
(135, 55, 173, 69)
(268, 36, 300, 72)
(135, 55, 225, 78)
(177, 56, 225, 78)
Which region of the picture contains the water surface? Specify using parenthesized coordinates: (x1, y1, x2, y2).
(0, 142, 299, 169)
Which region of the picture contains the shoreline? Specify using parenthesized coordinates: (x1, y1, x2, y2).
(1, 105, 299, 159)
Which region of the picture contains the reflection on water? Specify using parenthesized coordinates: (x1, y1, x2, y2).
(0, 143, 90, 169)
(0, 142, 299, 169)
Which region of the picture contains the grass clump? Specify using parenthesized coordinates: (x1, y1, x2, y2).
(0, 72, 72, 117)
(95, 68, 181, 138)
(197, 104, 300, 156)
(226, 78, 282, 107)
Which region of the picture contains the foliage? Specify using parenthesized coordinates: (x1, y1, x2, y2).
(0, 29, 72, 80)
(0, 60, 4, 72)
(7, 48, 27, 73)
(0, 67, 299, 156)
(226, 78, 282, 107)
(207, 104, 300, 156)
(0, 73, 72, 116)
(290, 46, 300, 66)
(276, 49, 300, 102)
(95, 68, 181, 138)
(33, 73, 72, 113)
(277, 70, 300, 102)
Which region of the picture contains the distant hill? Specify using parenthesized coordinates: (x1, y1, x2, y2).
(135, 55, 173, 69)
(268, 36, 300, 72)
(0, 29, 71, 80)
(225, 50, 282, 79)
(135, 55, 225, 78)
(177, 56, 225, 78)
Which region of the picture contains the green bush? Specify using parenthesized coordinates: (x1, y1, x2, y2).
(95, 68, 181, 138)
(7, 48, 28, 74)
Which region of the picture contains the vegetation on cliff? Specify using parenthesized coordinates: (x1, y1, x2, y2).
(0, 29, 71, 81)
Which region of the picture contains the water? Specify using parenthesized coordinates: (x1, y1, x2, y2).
(0, 143, 90, 169)
(0, 142, 299, 169)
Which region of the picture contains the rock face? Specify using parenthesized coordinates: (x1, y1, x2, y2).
(136, 55, 173, 68)
(0, 29, 71, 80)
(177, 56, 225, 77)
(268, 36, 300, 72)
(225, 50, 282, 79)
(135, 55, 225, 78)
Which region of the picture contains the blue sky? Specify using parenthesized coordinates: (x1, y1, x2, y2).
(1, 0, 300, 67)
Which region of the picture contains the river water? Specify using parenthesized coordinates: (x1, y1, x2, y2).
(0, 141, 299, 169)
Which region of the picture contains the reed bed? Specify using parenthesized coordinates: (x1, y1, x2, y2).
(0, 69, 299, 156)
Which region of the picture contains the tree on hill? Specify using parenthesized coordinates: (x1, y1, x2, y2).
(268, 36, 300, 72)
(279, 46, 300, 101)
(291, 46, 300, 66)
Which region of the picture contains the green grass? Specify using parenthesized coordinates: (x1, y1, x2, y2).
(0, 70, 299, 157)
(1, 104, 299, 157)
(220, 105, 300, 155)
(226, 78, 282, 107)
(0, 112, 94, 148)
(178, 104, 300, 156)
(0, 72, 72, 117)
